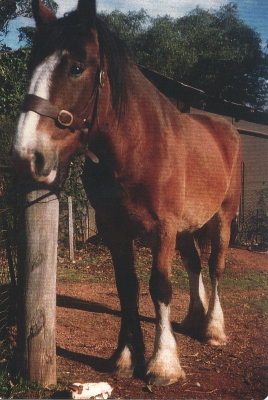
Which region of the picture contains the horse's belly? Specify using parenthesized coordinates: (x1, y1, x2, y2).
(177, 185, 228, 233)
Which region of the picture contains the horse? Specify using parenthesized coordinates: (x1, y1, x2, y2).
(12, 0, 241, 386)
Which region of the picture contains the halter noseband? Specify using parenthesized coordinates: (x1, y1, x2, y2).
(20, 69, 105, 163)
(21, 94, 88, 130)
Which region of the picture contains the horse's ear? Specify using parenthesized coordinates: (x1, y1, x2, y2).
(77, 0, 96, 27)
(32, 0, 57, 27)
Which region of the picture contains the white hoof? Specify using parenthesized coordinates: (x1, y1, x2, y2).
(113, 346, 135, 377)
(146, 350, 184, 386)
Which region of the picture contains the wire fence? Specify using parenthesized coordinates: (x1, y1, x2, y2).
(237, 182, 268, 249)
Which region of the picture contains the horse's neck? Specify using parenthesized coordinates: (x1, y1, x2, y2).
(96, 64, 180, 169)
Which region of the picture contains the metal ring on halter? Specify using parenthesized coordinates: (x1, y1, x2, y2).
(57, 110, 74, 127)
(99, 70, 105, 88)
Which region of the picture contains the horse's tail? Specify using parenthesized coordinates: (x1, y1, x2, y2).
(193, 224, 211, 254)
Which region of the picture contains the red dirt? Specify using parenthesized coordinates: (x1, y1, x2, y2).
(54, 247, 268, 399)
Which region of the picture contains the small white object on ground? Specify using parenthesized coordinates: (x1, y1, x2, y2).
(69, 382, 113, 399)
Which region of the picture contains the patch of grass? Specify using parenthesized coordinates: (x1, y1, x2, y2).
(135, 250, 152, 284)
(135, 247, 191, 289)
(0, 342, 35, 399)
(245, 297, 268, 313)
(57, 266, 89, 283)
(0, 340, 68, 399)
(222, 267, 268, 291)
(171, 265, 189, 289)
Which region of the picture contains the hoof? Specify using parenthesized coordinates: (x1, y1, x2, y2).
(146, 371, 184, 386)
(115, 367, 134, 378)
(180, 307, 207, 340)
(205, 334, 227, 346)
(203, 325, 228, 346)
(146, 357, 184, 386)
(111, 346, 146, 379)
(180, 318, 205, 342)
(110, 346, 135, 378)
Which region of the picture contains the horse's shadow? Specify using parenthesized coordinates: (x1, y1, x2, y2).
(56, 345, 112, 372)
(56, 294, 187, 371)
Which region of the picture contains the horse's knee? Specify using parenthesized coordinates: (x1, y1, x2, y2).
(149, 270, 172, 306)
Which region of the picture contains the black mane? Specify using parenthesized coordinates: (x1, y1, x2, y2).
(30, 11, 130, 115)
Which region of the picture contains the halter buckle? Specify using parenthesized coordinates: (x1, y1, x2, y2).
(99, 70, 105, 88)
(58, 110, 74, 127)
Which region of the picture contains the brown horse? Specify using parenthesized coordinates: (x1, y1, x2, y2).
(13, 0, 241, 386)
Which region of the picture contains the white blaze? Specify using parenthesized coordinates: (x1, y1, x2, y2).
(13, 53, 60, 156)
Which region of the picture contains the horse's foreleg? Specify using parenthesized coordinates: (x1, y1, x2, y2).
(204, 213, 230, 346)
(177, 234, 208, 339)
(108, 235, 145, 378)
(146, 228, 183, 386)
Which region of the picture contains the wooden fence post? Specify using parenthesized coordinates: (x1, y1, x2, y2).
(68, 196, 74, 261)
(16, 185, 59, 386)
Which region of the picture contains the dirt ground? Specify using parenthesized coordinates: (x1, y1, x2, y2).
(54, 246, 268, 400)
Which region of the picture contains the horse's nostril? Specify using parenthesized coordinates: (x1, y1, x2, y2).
(34, 151, 45, 175)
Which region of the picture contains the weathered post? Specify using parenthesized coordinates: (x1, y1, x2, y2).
(68, 196, 74, 261)
(16, 185, 59, 385)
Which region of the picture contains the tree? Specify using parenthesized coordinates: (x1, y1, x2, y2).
(0, 0, 17, 33)
(0, 49, 30, 118)
(0, 0, 58, 29)
(101, 3, 268, 109)
(99, 9, 150, 61)
(0, 0, 58, 49)
(174, 4, 268, 108)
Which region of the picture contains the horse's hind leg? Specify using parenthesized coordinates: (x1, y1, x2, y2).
(176, 234, 208, 340)
(203, 211, 231, 346)
(146, 226, 183, 386)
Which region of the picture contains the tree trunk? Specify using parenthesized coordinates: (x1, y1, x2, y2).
(16, 185, 59, 386)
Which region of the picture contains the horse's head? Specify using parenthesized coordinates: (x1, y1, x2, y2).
(13, 0, 104, 185)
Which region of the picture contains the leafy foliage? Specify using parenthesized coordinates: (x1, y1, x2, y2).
(14, 0, 58, 18)
(18, 25, 35, 46)
(0, 48, 30, 119)
(102, 3, 268, 109)
(0, 0, 17, 32)
(59, 156, 93, 246)
(99, 9, 150, 60)
(0, 0, 58, 50)
(0, 0, 58, 30)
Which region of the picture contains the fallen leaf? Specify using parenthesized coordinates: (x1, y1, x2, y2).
(146, 385, 154, 393)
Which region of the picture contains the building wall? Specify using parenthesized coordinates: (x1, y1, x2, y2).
(240, 134, 268, 216)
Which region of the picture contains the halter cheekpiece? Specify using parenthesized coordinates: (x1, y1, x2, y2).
(20, 68, 105, 163)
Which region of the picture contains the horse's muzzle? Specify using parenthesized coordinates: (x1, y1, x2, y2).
(13, 148, 58, 185)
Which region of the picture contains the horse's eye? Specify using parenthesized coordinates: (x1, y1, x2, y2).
(69, 64, 85, 77)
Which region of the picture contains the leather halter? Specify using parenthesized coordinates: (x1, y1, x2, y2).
(20, 69, 105, 163)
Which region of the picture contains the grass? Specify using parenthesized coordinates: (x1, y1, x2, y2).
(223, 267, 268, 291)
(245, 297, 268, 313)
(0, 341, 34, 399)
(0, 341, 66, 399)
(58, 243, 268, 294)
(57, 266, 89, 283)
